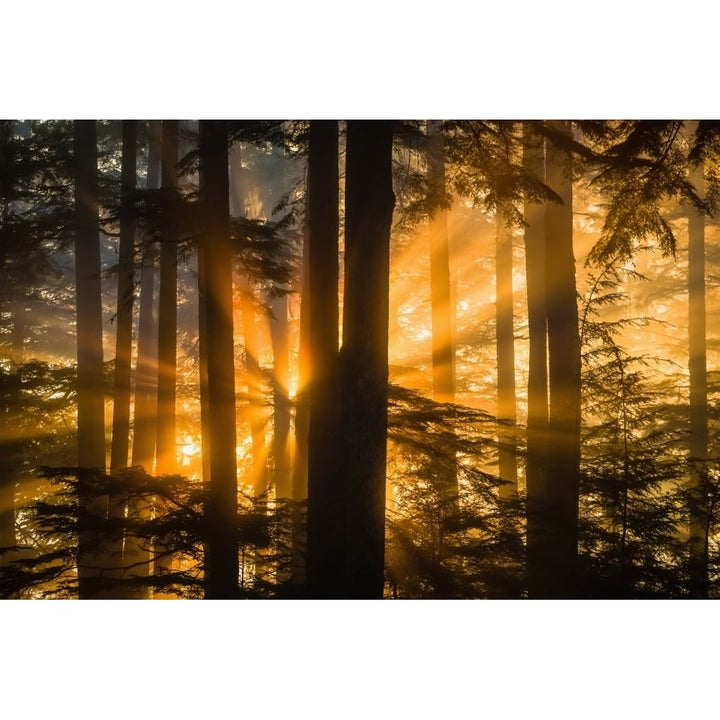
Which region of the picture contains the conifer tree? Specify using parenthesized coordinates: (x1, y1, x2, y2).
(73, 120, 107, 598)
(110, 120, 137, 471)
(687, 131, 709, 598)
(522, 124, 549, 597)
(542, 119, 581, 598)
(495, 204, 518, 497)
(198, 120, 239, 599)
(131, 120, 161, 472)
(339, 120, 395, 598)
(305, 120, 341, 597)
(156, 120, 179, 476)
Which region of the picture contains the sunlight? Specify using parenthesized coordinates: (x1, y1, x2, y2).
(180, 435, 200, 459)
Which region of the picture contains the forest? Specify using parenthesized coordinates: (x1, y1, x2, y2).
(1, 119, 718, 600)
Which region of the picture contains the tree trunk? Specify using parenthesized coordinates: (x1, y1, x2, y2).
(339, 120, 395, 598)
(522, 124, 549, 599)
(199, 120, 239, 598)
(198, 120, 238, 599)
(239, 280, 266, 497)
(155, 120, 178, 476)
(110, 120, 137, 472)
(197, 223, 212, 485)
(0, 301, 22, 557)
(152, 120, 179, 594)
(73, 120, 107, 598)
(131, 120, 161, 472)
(290, 211, 311, 590)
(688, 139, 709, 598)
(305, 120, 342, 598)
(0, 124, 19, 558)
(228, 145, 267, 498)
(427, 120, 459, 525)
(121, 122, 161, 599)
(269, 294, 292, 500)
(495, 206, 518, 497)
(543, 120, 581, 598)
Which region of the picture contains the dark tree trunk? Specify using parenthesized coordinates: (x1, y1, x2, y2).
(0, 125, 19, 558)
(239, 280, 266, 497)
(110, 120, 137, 471)
(269, 294, 292, 500)
(522, 124, 549, 598)
(152, 120, 179, 594)
(427, 120, 459, 525)
(495, 206, 518, 497)
(73, 120, 107, 598)
(542, 120, 581, 598)
(121, 122, 161, 598)
(0, 301, 22, 557)
(305, 120, 342, 598)
(101, 121, 138, 595)
(427, 121, 455, 405)
(197, 226, 212, 485)
(198, 120, 239, 599)
(339, 120, 395, 598)
(228, 145, 267, 498)
(155, 120, 178, 476)
(290, 212, 311, 589)
(688, 143, 709, 598)
(131, 121, 161, 472)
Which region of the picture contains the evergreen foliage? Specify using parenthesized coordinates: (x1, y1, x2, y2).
(2, 119, 720, 599)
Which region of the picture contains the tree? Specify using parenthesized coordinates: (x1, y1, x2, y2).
(687, 129, 709, 598)
(542, 119, 581, 598)
(339, 120, 395, 598)
(73, 120, 107, 598)
(304, 120, 341, 597)
(198, 120, 238, 599)
(110, 120, 137, 471)
(153, 120, 179, 593)
(522, 123, 549, 597)
(495, 204, 518, 497)
(121, 121, 161, 598)
(156, 120, 179, 476)
(131, 120, 161, 472)
(426, 120, 460, 522)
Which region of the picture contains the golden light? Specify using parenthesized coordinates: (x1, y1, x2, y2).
(180, 435, 200, 459)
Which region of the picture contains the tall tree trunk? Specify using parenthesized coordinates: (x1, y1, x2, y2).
(198, 120, 239, 599)
(155, 120, 178, 476)
(197, 226, 212, 485)
(340, 120, 395, 598)
(0, 124, 19, 558)
(73, 120, 107, 598)
(121, 122, 161, 598)
(110, 121, 137, 472)
(131, 121, 161, 472)
(153, 120, 179, 593)
(0, 301, 22, 558)
(290, 211, 311, 590)
(305, 120, 342, 597)
(269, 294, 292, 500)
(427, 121, 455, 405)
(495, 206, 518, 497)
(102, 121, 138, 595)
(427, 120, 459, 528)
(522, 124, 549, 598)
(239, 281, 266, 497)
(543, 120, 581, 598)
(228, 144, 267, 498)
(688, 140, 709, 598)
(269, 292, 292, 585)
